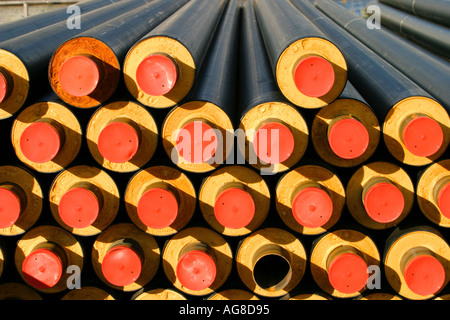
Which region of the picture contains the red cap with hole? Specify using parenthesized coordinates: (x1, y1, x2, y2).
(137, 188, 178, 229)
(437, 182, 450, 219)
(22, 249, 63, 289)
(292, 187, 333, 228)
(253, 122, 295, 164)
(214, 188, 255, 229)
(98, 122, 140, 163)
(177, 250, 216, 291)
(294, 56, 335, 98)
(363, 182, 404, 223)
(102, 245, 142, 287)
(20, 122, 61, 163)
(328, 118, 370, 159)
(328, 252, 368, 294)
(58, 187, 99, 229)
(0, 187, 21, 228)
(136, 54, 178, 96)
(0, 71, 9, 103)
(404, 255, 445, 296)
(59, 55, 100, 97)
(402, 116, 443, 157)
(176, 121, 218, 164)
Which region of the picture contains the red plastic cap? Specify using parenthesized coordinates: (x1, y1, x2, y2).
(177, 250, 216, 291)
(58, 187, 99, 229)
(20, 122, 61, 163)
(328, 253, 368, 294)
(214, 188, 255, 229)
(402, 116, 443, 157)
(102, 246, 142, 287)
(437, 182, 450, 219)
(0, 187, 21, 228)
(98, 122, 139, 163)
(137, 188, 178, 229)
(22, 249, 63, 289)
(404, 255, 445, 296)
(59, 55, 100, 97)
(292, 187, 333, 228)
(176, 121, 218, 164)
(136, 54, 178, 96)
(328, 118, 369, 159)
(0, 71, 9, 103)
(294, 56, 335, 98)
(363, 182, 404, 223)
(253, 122, 295, 164)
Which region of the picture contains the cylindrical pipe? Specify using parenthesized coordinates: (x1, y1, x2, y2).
(374, 2, 450, 58)
(416, 159, 450, 227)
(125, 165, 196, 237)
(15, 225, 84, 294)
(253, 0, 347, 109)
(162, 227, 233, 297)
(289, 0, 450, 167)
(237, 0, 308, 175)
(208, 289, 259, 300)
(124, 0, 228, 109)
(11, 100, 82, 173)
(49, 165, 120, 237)
(312, 0, 450, 113)
(0, 166, 42, 236)
(86, 101, 158, 173)
(0, 0, 152, 120)
(133, 289, 186, 300)
(275, 165, 345, 235)
(384, 226, 450, 300)
(236, 228, 307, 298)
(0, 0, 123, 43)
(92, 223, 160, 292)
(310, 229, 380, 299)
(311, 81, 380, 168)
(161, 0, 238, 174)
(0, 283, 43, 300)
(49, 0, 189, 109)
(379, 0, 450, 28)
(346, 162, 414, 230)
(199, 165, 270, 237)
(62, 287, 115, 300)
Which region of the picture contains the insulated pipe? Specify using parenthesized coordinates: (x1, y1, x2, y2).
(237, 0, 308, 175)
(0, 166, 43, 236)
(162, 227, 233, 297)
(311, 81, 380, 168)
(0, 0, 151, 120)
(0, 283, 42, 300)
(11, 100, 82, 173)
(374, 2, 450, 58)
(86, 100, 158, 173)
(49, 0, 189, 109)
(310, 229, 380, 299)
(124, 0, 228, 109)
(199, 165, 270, 237)
(62, 287, 115, 300)
(0, 0, 123, 43)
(15, 225, 84, 294)
(125, 165, 197, 237)
(253, 0, 347, 109)
(275, 165, 346, 236)
(290, 0, 450, 167)
(49, 165, 120, 237)
(346, 161, 414, 230)
(312, 0, 450, 113)
(236, 228, 307, 298)
(416, 159, 450, 228)
(384, 226, 450, 300)
(92, 223, 160, 292)
(379, 0, 450, 28)
(161, 0, 238, 174)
